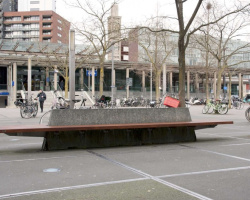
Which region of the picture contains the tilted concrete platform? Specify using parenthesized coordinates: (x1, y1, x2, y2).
(0, 108, 233, 150)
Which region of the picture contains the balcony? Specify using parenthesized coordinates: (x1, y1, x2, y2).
(43, 25, 52, 30)
(23, 17, 40, 21)
(43, 17, 51, 21)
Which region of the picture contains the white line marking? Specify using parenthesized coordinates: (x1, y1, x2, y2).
(201, 149, 250, 162)
(0, 178, 148, 199)
(88, 151, 212, 200)
(0, 156, 77, 163)
(153, 177, 212, 200)
(157, 166, 250, 178)
(220, 143, 250, 147)
(200, 132, 250, 141)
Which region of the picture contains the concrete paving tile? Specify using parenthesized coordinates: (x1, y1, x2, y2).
(0, 152, 142, 196)
(92, 144, 250, 177)
(163, 168, 250, 200)
(2, 180, 198, 200)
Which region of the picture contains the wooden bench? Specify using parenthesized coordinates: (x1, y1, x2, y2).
(0, 120, 233, 150)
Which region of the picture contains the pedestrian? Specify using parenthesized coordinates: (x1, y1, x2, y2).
(60, 79, 64, 90)
(36, 89, 46, 113)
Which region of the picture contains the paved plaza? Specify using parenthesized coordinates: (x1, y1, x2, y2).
(0, 105, 250, 200)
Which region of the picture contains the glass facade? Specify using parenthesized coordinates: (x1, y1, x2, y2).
(0, 67, 7, 90)
(17, 66, 57, 91)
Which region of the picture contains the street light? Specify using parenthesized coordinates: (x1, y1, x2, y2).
(150, 63, 153, 101)
(111, 44, 115, 106)
(107, 44, 115, 107)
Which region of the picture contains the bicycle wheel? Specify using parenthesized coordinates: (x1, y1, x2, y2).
(32, 104, 38, 117)
(233, 101, 240, 109)
(218, 104, 228, 114)
(207, 105, 214, 114)
(39, 110, 52, 125)
(202, 105, 209, 114)
(239, 102, 244, 110)
(20, 106, 33, 119)
(245, 107, 250, 122)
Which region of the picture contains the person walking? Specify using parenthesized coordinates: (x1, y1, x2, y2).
(36, 89, 46, 113)
(60, 79, 64, 90)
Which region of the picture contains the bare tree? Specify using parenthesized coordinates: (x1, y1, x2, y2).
(195, 4, 250, 99)
(137, 25, 174, 101)
(35, 43, 95, 98)
(68, 0, 127, 96)
(140, 0, 250, 107)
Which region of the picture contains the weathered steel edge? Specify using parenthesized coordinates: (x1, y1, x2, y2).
(0, 121, 233, 134)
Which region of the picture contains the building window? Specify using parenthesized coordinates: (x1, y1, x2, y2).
(31, 38, 39, 42)
(43, 39, 51, 42)
(12, 16, 21, 21)
(123, 55, 129, 61)
(123, 46, 129, 52)
(43, 16, 52, 20)
(43, 31, 51, 35)
(30, 31, 39, 36)
(24, 16, 40, 21)
(58, 26, 62, 31)
(58, 19, 62, 24)
(43, 23, 51, 28)
(58, 33, 62, 37)
(30, 1, 40, 4)
(58, 40, 62, 44)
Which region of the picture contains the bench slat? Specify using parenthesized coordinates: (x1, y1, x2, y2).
(0, 121, 233, 134)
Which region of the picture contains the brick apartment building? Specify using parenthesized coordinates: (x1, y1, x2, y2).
(3, 10, 70, 43)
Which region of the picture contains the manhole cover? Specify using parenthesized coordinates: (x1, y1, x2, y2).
(43, 168, 61, 173)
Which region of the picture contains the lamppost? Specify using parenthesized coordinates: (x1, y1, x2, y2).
(206, 2, 212, 102)
(107, 44, 115, 106)
(69, 29, 75, 109)
(111, 44, 115, 106)
(150, 63, 153, 101)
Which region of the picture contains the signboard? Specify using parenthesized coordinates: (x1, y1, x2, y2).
(0, 92, 9, 96)
(126, 78, 133, 86)
(86, 70, 97, 77)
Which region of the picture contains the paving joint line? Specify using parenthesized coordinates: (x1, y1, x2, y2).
(178, 142, 250, 163)
(0, 178, 148, 199)
(87, 150, 212, 200)
(157, 165, 250, 178)
(200, 132, 250, 141)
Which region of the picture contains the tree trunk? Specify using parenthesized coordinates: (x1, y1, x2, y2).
(228, 73, 232, 109)
(216, 70, 222, 99)
(206, 72, 209, 103)
(178, 38, 186, 107)
(155, 69, 161, 102)
(99, 57, 105, 96)
(99, 67, 104, 96)
(65, 76, 69, 99)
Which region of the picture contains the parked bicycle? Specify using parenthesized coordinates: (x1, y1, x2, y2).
(245, 104, 250, 122)
(92, 95, 110, 109)
(14, 94, 38, 119)
(51, 90, 69, 109)
(73, 91, 91, 109)
(231, 95, 244, 110)
(202, 99, 228, 114)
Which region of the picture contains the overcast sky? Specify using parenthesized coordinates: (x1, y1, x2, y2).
(56, 0, 197, 27)
(55, 0, 250, 41)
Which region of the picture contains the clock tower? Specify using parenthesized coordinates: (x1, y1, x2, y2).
(108, 3, 121, 61)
